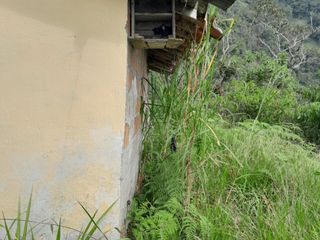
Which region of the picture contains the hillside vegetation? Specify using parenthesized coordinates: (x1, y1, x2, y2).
(221, 0, 320, 85)
(129, 2, 320, 239)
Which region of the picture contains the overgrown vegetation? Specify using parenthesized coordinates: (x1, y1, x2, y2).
(128, 13, 320, 238)
(0, 193, 120, 240)
(220, 0, 320, 85)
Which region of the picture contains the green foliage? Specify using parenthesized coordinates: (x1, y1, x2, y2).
(218, 53, 298, 124)
(217, 52, 320, 145)
(129, 200, 180, 240)
(221, 80, 297, 123)
(129, 36, 320, 239)
(301, 86, 320, 103)
(0, 193, 117, 240)
(279, 0, 320, 41)
(220, 52, 298, 88)
(297, 102, 320, 145)
(223, 0, 320, 85)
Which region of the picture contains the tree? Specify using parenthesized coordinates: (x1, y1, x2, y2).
(217, 0, 320, 85)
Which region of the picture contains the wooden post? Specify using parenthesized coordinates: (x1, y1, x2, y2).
(131, 0, 135, 37)
(172, 0, 176, 38)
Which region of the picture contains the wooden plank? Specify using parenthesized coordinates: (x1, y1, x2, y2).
(166, 38, 184, 48)
(159, 47, 185, 56)
(129, 36, 148, 48)
(148, 57, 173, 67)
(130, 37, 183, 49)
(172, 0, 176, 38)
(135, 13, 172, 21)
(149, 49, 177, 58)
(148, 52, 177, 64)
(148, 63, 173, 73)
(148, 57, 174, 67)
(131, 0, 135, 36)
(145, 39, 167, 49)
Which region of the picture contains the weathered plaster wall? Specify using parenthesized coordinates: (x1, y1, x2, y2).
(120, 45, 147, 229)
(0, 0, 128, 238)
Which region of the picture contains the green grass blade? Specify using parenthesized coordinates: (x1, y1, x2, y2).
(30, 228, 35, 240)
(56, 219, 61, 240)
(15, 198, 21, 240)
(79, 204, 106, 240)
(80, 210, 98, 240)
(2, 212, 13, 240)
(22, 192, 32, 239)
(9, 219, 16, 231)
(50, 223, 54, 235)
(89, 201, 117, 239)
(79, 201, 117, 240)
(76, 227, 85, 240)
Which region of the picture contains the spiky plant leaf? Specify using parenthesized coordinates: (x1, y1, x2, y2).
(15, 198, 21, 240)
(22, 192, 32, 239)
(79, 200, 117, 240)
(56, 219, 61, 240)
(2, 212, 12, 240)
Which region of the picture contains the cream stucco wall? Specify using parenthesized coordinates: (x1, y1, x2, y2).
(0, 0, 130, 238)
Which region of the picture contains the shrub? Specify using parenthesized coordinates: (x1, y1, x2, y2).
(296, 102, 320, 145)
(220, 80, 297, 124)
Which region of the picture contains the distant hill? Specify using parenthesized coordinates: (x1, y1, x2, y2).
(222, 0, 320, 85)
(279, 0, 320, 42)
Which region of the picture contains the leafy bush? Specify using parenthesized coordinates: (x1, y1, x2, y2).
(217, 53, 298, 124)
(297, 102, 320, 145)
(217, 53, 298, 89)
(220, 80, 297, 124)
(301, 86, 320, 103)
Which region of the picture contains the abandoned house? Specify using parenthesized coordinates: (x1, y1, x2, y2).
(0, 0, 235, 238)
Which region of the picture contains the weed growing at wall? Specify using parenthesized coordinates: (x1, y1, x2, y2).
(0, 193, 122, 240)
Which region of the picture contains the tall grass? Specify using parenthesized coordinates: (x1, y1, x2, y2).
(128, 27, 320, 239)
(0, 193, 120, 240)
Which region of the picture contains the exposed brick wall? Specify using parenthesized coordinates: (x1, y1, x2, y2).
(120, 43, 147, 231)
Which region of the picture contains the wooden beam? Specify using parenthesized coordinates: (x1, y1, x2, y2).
(172, 0, 176, 38)
(166, 38, 185, 48)
(129, 36, 148, 48)
(131, 0, 135, 37)
(146, 39, 167, 49)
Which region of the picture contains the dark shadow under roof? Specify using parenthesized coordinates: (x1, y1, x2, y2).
(179, 0, 236, 12)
